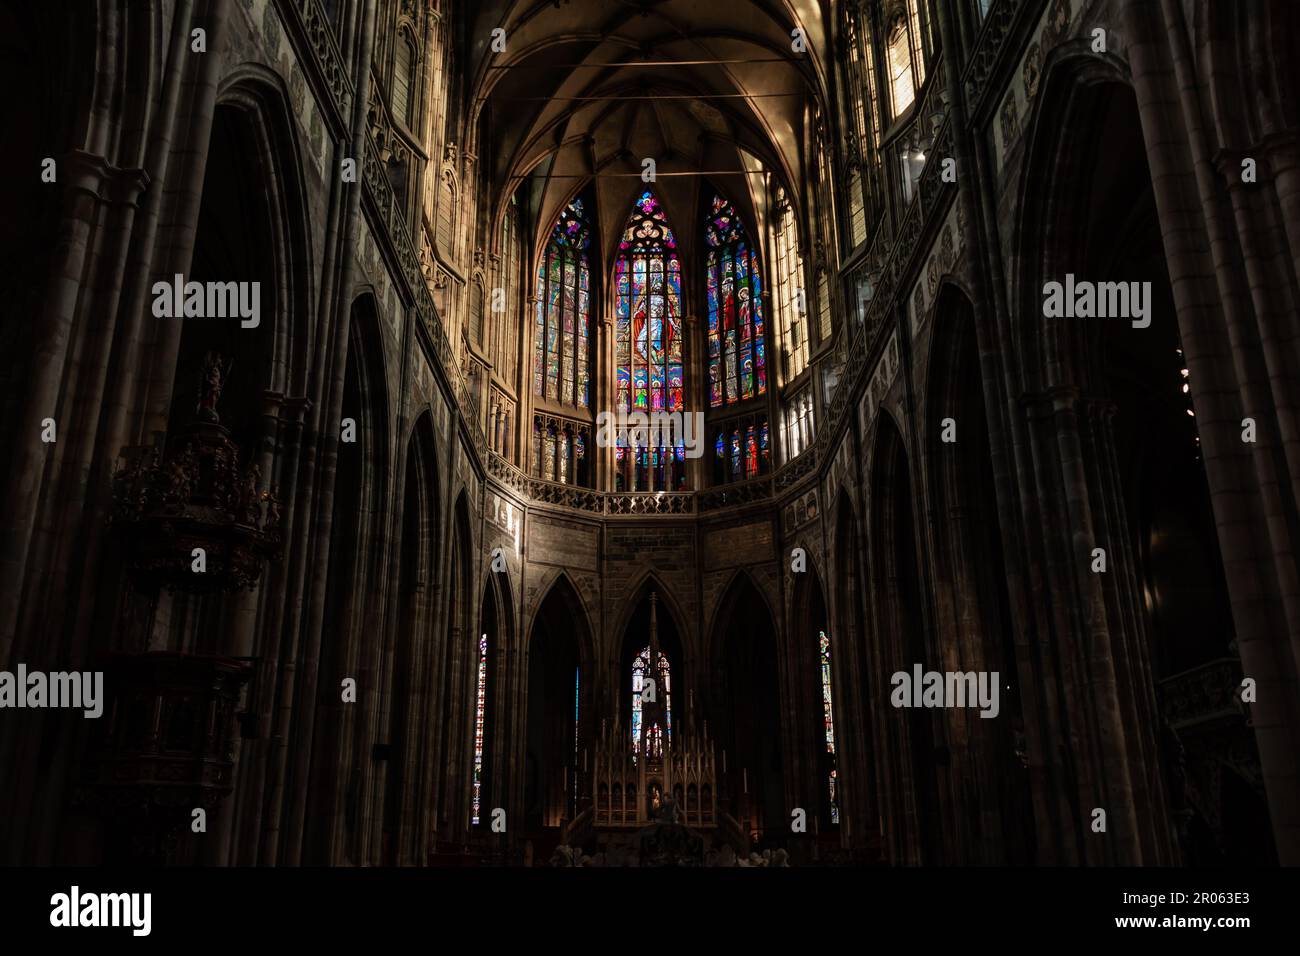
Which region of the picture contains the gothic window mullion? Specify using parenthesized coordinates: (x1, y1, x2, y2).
(706, 191, 766, 409)
(535, 199, 591, 410)
(615, 191, 685, 492)
(556, 253, 565, 404)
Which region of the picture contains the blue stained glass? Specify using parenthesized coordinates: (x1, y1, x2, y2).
(616, 190, 686, 465)
(536, 197, 590, 408)
(705, 192, 765, 408)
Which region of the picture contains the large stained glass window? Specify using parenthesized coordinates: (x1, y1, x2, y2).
(773, 195, 808, 383)
(887, 20, 915, 116)
(471, 631, 489, 825)
(534, 198, 591, 407)
(630, 646, 672, 760)
(705, 193, 766, 407)
(820, 630, 839, 824)
(844, 2, 883, 247)
(885, 1, 929, 120)
(614, 191, 686, 491)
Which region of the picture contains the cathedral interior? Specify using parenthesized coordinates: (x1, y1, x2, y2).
(2, 0, 1299, 868)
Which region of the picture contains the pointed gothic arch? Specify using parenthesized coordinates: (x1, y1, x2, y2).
(790, 555, 839, 842)
(702, 187, 768, 407)
(432, 491, 476, 846)
(1012, 49, 1135, 392)
(472, 569, 514, 835)
(831, 489, 872, 843)
(303, 292, 392, 865)
(524, 571, 593, 836)
(869, 409, 942, 864)
(1014, 56, 1268, 865)
(925, 284, 1035, 864)
(711, 569, 786, 847)
(384, 409, 442, 864)
(214, 69, 316, 397)
(615, 574, 689, 739)
(533, 192, 594, 408)
(613, 190, 687, 491)
(706, 567, 780, 654)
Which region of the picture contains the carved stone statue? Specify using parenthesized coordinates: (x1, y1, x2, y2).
(160, 444, 196, 507)
(242, 464, 262, 524)
(197, 351, 231, 422)
(266, 485, 282, 531)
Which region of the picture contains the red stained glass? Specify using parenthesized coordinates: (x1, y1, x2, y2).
(535, 199, 591, 408)
(705, 192, 765, 407)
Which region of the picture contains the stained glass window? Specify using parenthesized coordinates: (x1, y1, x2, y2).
(774, 197, 808, 383)
(712, 415, 771, 485)
(393, 34, 415, 128)
(785, 389, 815, 462)
(820, 630, 839, 825)
(630, 645, 672, 760)
(885, 2, 927, 120)
(888, 21, 915, 116)
(615, 191, 686, 491)
(471, 631, 489, 825)
(535, 198, 591, 407)
(542, 426, 556, 481)
(910, 0, 931, 76)
(494, 204, 521, 384)
(705, 193, 766, 407)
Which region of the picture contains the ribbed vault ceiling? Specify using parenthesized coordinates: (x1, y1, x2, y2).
(468, 0, 829, 269)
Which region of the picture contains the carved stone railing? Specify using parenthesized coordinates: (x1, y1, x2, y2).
(1159, 657, 1247, 732)
(606, 492, 695, 516)
(487, 449, 529, 497)
(486, 450, 813, 519)
(366, 69, 411, 166)
(962, 0, 1026, 116)
(773, 448, 818, 491)
(359, 137, 462, 443)
(529, 477, 605, 514)
(283, 0, 352, 125)
(363, 140, 424, 322)
(488, 452, 603, 513)
(697, 476, 774, 512)
(457, 371, 487, 452)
